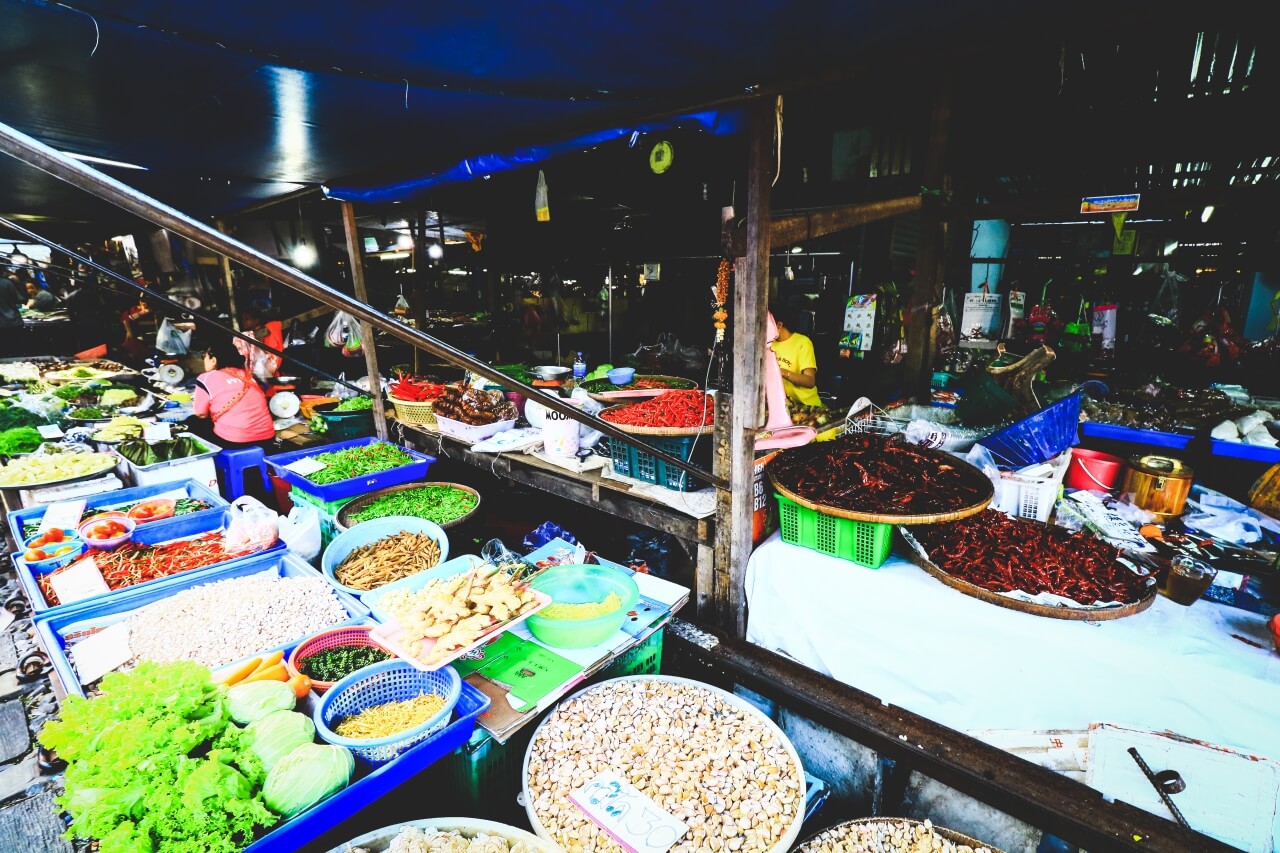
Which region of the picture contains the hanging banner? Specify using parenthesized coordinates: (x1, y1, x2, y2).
(1113, 230, 1138, 256)
(1111, 212, 1128, 238)
(1081, 194, 1140, 214)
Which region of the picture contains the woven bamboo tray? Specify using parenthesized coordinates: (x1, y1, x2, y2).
(898, 526, 1156, 621)
(335, 482, 481, 531)
(766, 445, 993, 525)
(795, 817, 1003, 852)
(580, 374, 699, 402)
(599, 403, 713, 437)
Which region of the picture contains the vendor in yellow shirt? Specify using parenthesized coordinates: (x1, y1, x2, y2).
(769, 303, 821, 407)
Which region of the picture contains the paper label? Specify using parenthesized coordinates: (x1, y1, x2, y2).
(0, 609, 13, 633)
(39, 499, 87, 533)
(143, 422, 172, 441)
(72, 621, 133, 685)
(49, 555, 111, 606)
(283, 457, 327, 475)
(37, 424, 64, 439)
(570, 771, 689, 853)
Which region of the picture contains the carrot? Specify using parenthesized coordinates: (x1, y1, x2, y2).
(250, 650, 285, 675)
(286, 673, 313, 699)
(241, 663, 288, 683)
(215, 657, 261, 686)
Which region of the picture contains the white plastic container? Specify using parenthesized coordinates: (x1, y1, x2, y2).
(433, 414, 515, 444)
(994, 448, 1072, 523)
(19, 473, 124, 509)
(541, 398, 583, 458)
(120, 437, 221, 490)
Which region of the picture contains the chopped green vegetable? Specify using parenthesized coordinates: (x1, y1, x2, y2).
(333, 396, 373, 412)
(69, 406, 105, 419)
(0, 426, 44, 455)
(0, 405, 47, 431)
(350, 485, 477, 526)
(303, 442, 413, 485)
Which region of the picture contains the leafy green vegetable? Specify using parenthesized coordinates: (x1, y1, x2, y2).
(54, 383, 88, 401)
(40, 661, 278, 853)
(350, 485, 477, 525)
(247, 711, 316, 771)
(227, 680, 295, 725)
(262, 743, 353, 818)
(333, 396, 373, 412)
(303, 441, 413, 485)
(0, 404, 47, 431)
(0, 426, 44, 455)
(69, 406, 105, 419)
(118, 436, 208, 466)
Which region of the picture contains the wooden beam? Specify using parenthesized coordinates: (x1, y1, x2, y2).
(281, 304, 333, 328)
(710, 98, 772, 638)
(770, 195, 924, 245)
(340, 201, 389, 441)
(214, 220, 240, 332)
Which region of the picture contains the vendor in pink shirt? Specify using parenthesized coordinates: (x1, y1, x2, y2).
(192, 339, 276, 448)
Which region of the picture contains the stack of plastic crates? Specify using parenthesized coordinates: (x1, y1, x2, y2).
(608, 436, 710, 492)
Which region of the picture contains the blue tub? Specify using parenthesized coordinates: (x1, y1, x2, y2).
(1210, 438, 1280, 464)
(6, 478, 227, 542)
(321, 516, 450, 596)
(34, 550, 369, 698)
(1079, 421, 1194, 450)
(264, 437, 436, 503)
(243, 679, 489, 853)
(13, 506, 285, 616)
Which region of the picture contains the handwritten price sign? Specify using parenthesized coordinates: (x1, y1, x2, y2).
(570, 771, 689, 853)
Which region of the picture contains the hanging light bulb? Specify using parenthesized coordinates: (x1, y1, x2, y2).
(427, 243, 444, 260)
(396, 232, 414, 249)
(1200, 205, 1215, 223)
(292, 241, 317, 267)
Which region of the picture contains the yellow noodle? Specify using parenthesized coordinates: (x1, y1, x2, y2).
(334, 691, 447, 739)
(540, 591, 623, 620)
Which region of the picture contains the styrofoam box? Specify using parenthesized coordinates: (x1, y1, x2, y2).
(19, 473, 124, 509)
(119, 436, 221, 490)
(433, 414, 515, 444)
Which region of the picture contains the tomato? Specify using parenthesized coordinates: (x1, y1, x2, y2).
(44, 528, 65, 543)
(133, 507, 154, 519)
(24, 549, 49, 562)
(53, 546, 73, 556)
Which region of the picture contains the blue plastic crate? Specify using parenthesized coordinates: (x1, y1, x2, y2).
(1210, 438, 1280, 464)
(34, 550, 370, 698)
(6, 479, 227, 542)
(1080, 421, 1194, 450)
(265, 437, 436, 503)
(361, 554, 484, 623)
(243, 679, 489, 853)
(979, 393, 1082, 470)
(12, 507, 287, 616)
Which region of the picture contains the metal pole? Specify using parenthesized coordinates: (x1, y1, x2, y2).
(607, 264, 613, 364)
(0, 120, 723, 488)
(340, 201, 389, 440)
(214, 220, 241, 331)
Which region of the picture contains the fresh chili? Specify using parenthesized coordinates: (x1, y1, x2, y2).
(389, 375, 448, 402)
(600, 390, 714, 429)
(36, 533, 232, 606)
(304, 442, 414, 485)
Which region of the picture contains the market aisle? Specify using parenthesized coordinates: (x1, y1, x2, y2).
(745, 533, 1280, 762)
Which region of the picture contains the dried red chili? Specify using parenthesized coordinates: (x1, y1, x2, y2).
(909, 509, 1148, 605)
(36, 534, 232, 607)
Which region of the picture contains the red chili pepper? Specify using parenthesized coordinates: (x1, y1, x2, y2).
(600, 390, 715, 429)
(37, 533, 234, 606)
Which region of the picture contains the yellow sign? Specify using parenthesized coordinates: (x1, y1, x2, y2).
(1113, 230, 1138, 256)
(1111, 212, 1127, 238)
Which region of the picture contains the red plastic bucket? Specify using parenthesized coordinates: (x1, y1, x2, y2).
(1066, 448, 1124, 492)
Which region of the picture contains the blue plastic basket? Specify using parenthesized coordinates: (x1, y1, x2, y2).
(264, 437, 436, 503)
(6, 479, 227, 542)
(315, 660, 461, 766)
(321, 516, 450, 596)
(243, 679, 489, 853)
(978, 393, 1082, 470)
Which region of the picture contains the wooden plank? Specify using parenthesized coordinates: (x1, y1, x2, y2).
(0, 700, 29, 763)
(711, 98, 772, 638)
(0, 792, 74, 853)
(340, 201, 389, 441)
(770, 195, 924, 245)
(281, 304, 333, 328)
(214, 220, 240, 332)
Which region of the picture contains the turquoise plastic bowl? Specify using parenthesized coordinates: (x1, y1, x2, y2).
(527, 564, 639, 649)
(321, 515, 449, 595)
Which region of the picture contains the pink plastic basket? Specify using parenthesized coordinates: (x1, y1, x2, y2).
(287, 626, 393, 692)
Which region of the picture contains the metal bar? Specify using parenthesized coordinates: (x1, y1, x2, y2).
(0, 217, 367, 396)
(228, 186, 321, 218)
(0, 120, 725, 489)
(666, 624, 1238, 853)
(340, 201, 389, 440)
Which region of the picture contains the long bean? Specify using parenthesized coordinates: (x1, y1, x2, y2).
(350, 486, 477, 525)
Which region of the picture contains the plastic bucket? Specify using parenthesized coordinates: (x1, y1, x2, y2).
(1065, 447, 1124, 492)
(541, 398, 583, 459)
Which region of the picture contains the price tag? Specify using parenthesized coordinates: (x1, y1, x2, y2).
(570, 771, 689, 853)
(49, 555, 111, 606)
(39, 499, 87, 533)
(37, 424, 64, 439)
(142, 422, 172, 441)
(283, 457, 327, 476)
(71, 621, 132, 685)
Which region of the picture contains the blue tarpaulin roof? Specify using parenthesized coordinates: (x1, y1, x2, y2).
(0, 0, 1034, 222)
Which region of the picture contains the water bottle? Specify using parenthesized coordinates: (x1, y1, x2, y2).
(572, 352, 587, 381)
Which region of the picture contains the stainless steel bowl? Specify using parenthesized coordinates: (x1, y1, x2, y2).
(531, 365, 571, 381)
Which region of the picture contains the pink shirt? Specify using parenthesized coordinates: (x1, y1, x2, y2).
(192, 368, 275, 443)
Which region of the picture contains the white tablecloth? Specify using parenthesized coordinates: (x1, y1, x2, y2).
(746, 533, 1280, 761)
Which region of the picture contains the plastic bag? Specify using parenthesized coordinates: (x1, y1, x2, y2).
(331, 372, 357, 401)
(223, 496, 280, 556)
(277, 504, 321, 562)
(324, 311, 363, 357)
(155, 317, 192, 355)
(523, 522, 578, 552)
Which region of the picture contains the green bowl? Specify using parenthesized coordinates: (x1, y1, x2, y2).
(527, 564, 640, 649)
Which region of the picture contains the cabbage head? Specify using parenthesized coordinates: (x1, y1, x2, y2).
(262, 743, 354, 817)
(247, 710, 315, 771)
(226, 680, 295, 725)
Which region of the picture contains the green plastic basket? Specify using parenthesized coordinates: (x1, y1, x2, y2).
(775, 492, 894, 568)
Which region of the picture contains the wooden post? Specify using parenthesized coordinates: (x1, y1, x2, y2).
(902, 82, 952, 402)
(340, 201, 389, 440)
(214, 220, 240, 331)
(708, 98, 772, 637)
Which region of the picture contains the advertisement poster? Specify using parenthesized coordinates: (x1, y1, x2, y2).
(960, 292, 1003, 348)
(841, 295, 876, 359)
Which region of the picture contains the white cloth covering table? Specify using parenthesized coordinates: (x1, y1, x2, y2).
(746, 532, 1280, 762)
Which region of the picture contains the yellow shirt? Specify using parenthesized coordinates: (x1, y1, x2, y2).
(771, 332, 821, 406)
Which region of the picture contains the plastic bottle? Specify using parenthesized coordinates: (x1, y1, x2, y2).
(573, 352, 587, 381)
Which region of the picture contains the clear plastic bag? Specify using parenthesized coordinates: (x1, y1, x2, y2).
(277, 504, 321, 561)
(223, 496, 280, 556)
(155, 317, 192, 355)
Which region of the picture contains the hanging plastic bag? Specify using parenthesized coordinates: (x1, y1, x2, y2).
(277, 504, 321, 562)
(223, 496, 280, 556)
(324, 311, 363, 356)
(155, 317, 193, 355)
(535, 170, 550, 222)
(331, 372, 357, 400)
